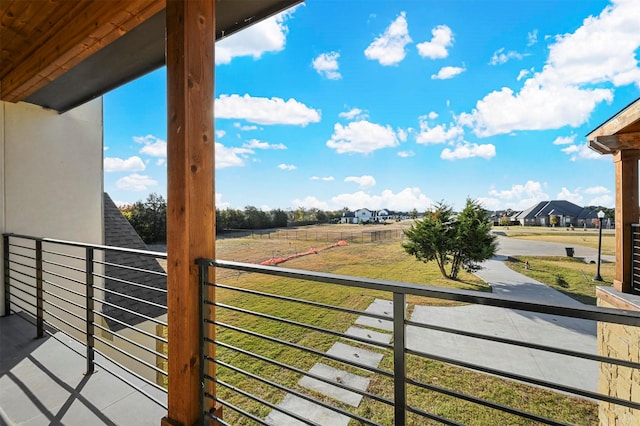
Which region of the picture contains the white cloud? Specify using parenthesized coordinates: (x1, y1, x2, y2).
(104, 156, 145, 172)
(312, 51, 342, 79)
(216, 8, 296, 64)
(364, 12, 412, 66)
(584, 185, 610, 195)
(156, 159, 165, 166)
(428, 111, 439, 120)
(215, 193, 231, 209)
(431, 66, 466, 80)
(557, 187, 583, 205)
(310, 176, 335, 181)
(552, 135, 576, 145)
(459, 0, 640, 137)
(326, 120, 399, 154)
(215, 142, 253, 168)
(441, 143, 496, 160)
(481, 180, 549, 210)
(528, 29, 538, 46)
(333, 187, 433, 211)
(489, 48, 524, 65)
(345, 175, 376, 189)
(243, 139, 286, 150)
(133, 134, 167, 157)
(215, 130, 226, 138)
(561, 143, 605, 161)
(292, 187, 433, 211)
(278, 163, 297, 170)
(588, 194, 614, 207)
(517, 69, 531, 81)
(416, 25, 453, 59)
(216, 94, 321, 126)
(234, 123, 258, 131)
(339, 108, 368, 120)
(416, 118, 463, 145)
(397, 150, 415, 158)
(116, 174, 158, 192)
(397, 128, 408, 142)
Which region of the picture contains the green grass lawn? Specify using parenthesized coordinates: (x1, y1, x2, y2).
(208, 236, 598, 425)
(503, 255, 615, 305)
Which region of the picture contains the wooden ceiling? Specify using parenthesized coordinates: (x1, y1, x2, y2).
(1, 0, 301, 112)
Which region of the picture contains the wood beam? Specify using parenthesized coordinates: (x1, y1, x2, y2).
(589, 132, 640, 154)
(163, 0, 215, 425)
(613, 149, 640, 294)
(1, 0, 164, 103)
(587, 100, 640, 140)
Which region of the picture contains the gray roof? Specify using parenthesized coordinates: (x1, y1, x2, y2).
(515, 200, 597, 221)
(103, 193, 166, 332)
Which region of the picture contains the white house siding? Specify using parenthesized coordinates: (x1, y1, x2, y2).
(0, 99, 104, 321)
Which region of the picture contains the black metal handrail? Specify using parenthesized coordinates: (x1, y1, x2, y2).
(199, 258, 640, 425)
(3, 233, 169, 409)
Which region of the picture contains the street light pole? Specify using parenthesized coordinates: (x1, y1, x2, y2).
(594, 210, 605, 281)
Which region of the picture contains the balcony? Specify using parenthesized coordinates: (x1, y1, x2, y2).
(2, 233, 640, 425)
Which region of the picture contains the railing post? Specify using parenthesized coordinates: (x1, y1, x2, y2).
(3, 234, 10, 316)
(85, 247, 95, 375)
(393, 292, 406, 425)
(198, 261, 207, 424)
(35, 239, 43, 338)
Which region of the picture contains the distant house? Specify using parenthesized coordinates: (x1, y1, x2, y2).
(354, 208, 374, 223)
(340, 208, 410, 224)
(514, 200, 598, 227)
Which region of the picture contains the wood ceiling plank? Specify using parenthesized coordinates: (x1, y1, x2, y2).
(587, 100, 640, 140)
(1, 0, 164, 102)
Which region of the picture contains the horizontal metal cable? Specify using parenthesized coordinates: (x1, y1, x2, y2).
(43, 279, 85, 298)
(211, 282, 392, 322)
(92, 284, 167, 310)
(93, 272, 167, 295)
(93, 335, 168, 377)
(93, 310, 168, 344)
(208, 322, 392, 378)
(8, 280, 36, 297)
(406, 377, 565, 425)
(204, 394, 267, 426)
(8, 266, 38, 282)
(207, 380, 321, 426)
(8, 250, 36, 262)
(208, 259, 640, 326)
(7, 298, 36, 315)
(209, 361, 381, 426)
(95, 260, 167, 278)
(93, 322, 168, 360)
(93, 357, 168, 410)
(93, 347, 169, 395)
(44, 310, 85, 336)
(94, 297, 168, 327)
(42, 248, 85, 262)
(41, 268, 86, 286)
(405, 347, 640, 411)
(213, 339, 393, 406)
(42, 258, 85, 274)
(42, 287, 84, 311)
(8, 242, 36, 251)
(213, 302, 392, 350)
(405, 404, 464, 426)
(405, 319, 640, 370)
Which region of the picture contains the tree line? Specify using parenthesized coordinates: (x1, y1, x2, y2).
(119, 193, 360, 243)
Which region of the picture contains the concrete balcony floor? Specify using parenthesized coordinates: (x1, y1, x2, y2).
(0, 313, 166, 425)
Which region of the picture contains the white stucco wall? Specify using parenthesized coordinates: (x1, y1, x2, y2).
(0, 99, 104, 317)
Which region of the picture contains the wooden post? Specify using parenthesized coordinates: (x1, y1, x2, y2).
(613, 149, 640, 293)
(163, 1, 216, 425)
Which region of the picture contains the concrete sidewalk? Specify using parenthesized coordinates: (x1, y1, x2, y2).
(408, 238, 599, 393)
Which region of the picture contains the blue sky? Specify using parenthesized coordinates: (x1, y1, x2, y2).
(103, 0, 640, 212)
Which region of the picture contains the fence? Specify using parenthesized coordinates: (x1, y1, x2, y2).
(223, 228, 407, 243)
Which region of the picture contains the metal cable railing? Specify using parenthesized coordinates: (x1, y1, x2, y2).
(3, 233, 169, 409)
(200, 258, 640, 426)
(631, 223, 640, 294)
